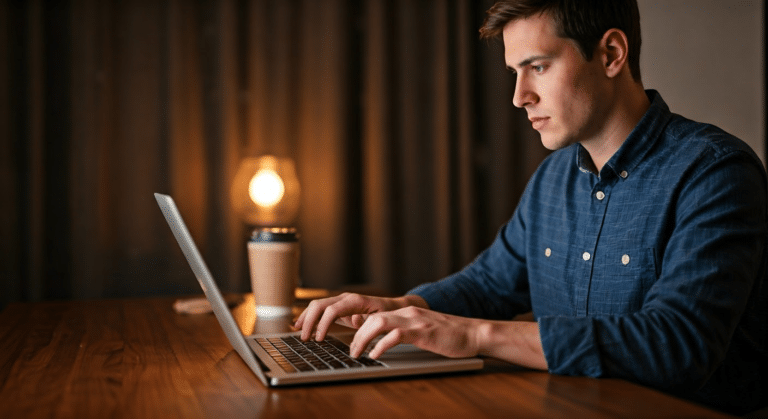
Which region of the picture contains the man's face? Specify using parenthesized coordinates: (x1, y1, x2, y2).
(503, 13, 609, 151)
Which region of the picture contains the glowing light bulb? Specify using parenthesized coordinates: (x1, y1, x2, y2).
(248, 169, 285, 207)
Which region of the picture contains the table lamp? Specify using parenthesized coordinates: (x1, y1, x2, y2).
(231, 155, 300, 227)
(231, 155, 301, 318)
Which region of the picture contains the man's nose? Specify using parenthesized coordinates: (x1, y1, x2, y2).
(512, 75, 536, 108)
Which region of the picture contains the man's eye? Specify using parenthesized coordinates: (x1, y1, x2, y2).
(532, 65, 546, 73)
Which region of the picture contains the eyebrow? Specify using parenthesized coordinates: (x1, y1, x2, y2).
(507, 54, 552, 72)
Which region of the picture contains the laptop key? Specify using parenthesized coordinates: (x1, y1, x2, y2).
(259, 335, 386, 373)
(276, 361, 297, 373)
(357, 356, 384, 367)
(294, 361, 314, 372)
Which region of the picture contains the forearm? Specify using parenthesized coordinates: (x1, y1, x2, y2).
(475, 320, 548, 370)
(397, 295, 547, 369)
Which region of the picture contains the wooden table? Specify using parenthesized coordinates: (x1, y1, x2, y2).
(0, 295, 736, 418)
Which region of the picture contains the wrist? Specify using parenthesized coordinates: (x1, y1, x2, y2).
(474, 320, 497, 357)
(473, 320, 548, 370)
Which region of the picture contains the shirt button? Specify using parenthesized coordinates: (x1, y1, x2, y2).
(596, 191, 605, 200)
(545, 248, 552, 257)
(622, 254, 630, 265)
(620, 170, 628, 179)
(583, 252, 591, 261)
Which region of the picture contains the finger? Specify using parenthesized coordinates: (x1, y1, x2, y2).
(298, 305, 320, 341)
(350, 314, 367, 328)
(368, 328, 407, 359)
(293, 308, 308, 329)
(294, 298, 318, 329)
(350, 314, 392, 358)
(294, 304, 322, 330)
(314, 301, 363, 341)
(297, 295, 344, 341)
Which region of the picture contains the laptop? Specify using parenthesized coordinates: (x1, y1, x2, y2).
(154, 193, 483, 386)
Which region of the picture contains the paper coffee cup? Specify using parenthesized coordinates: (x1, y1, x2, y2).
(247, 228, 299, 318)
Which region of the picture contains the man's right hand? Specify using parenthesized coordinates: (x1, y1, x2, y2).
(293, 292, 428, 342)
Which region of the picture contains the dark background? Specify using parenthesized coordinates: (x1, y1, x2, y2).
(1, 0, 549, 311)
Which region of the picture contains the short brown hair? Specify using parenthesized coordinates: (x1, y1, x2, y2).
(480, 0, 642, 81)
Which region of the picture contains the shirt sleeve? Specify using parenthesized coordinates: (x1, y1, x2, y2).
(539, 149, 767, 394)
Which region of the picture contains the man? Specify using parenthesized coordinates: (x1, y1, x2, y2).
(295, 0, 768, 414)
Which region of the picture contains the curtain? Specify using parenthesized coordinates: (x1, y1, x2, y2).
(0, 0, 549, 310)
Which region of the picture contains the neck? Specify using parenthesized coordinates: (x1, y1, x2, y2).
(581, 81, 650, 173)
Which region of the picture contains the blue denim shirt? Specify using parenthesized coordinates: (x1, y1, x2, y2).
(409, 91, 768, 414)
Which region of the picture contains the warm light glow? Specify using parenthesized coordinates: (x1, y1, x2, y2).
(248, 169, 285, 207)
(231, 155, 300, 226)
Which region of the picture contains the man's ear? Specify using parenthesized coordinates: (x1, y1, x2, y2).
(600, 28, 629, 78)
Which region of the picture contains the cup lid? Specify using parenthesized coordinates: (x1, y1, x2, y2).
(250, 227, 298, 242)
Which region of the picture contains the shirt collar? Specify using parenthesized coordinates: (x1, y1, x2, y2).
(576, 90, 673, 179)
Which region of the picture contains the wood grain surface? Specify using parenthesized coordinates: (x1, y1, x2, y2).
(0, 296, 735, 418)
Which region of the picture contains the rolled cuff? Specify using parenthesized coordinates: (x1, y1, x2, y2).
(538, 315, 604, 377)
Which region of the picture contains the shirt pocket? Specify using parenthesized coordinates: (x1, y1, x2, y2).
(529, 244, 580, 315)
(588, 247, 658, 315)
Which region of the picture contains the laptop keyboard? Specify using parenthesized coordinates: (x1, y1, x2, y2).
(255, 335, 384, 373)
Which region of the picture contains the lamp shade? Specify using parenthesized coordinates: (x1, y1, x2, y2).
(231, 156, 300, 226)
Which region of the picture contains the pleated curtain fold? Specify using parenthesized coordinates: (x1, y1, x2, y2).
(0, 0, 548, 309)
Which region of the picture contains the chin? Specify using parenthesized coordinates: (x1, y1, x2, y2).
(539, 134, 569, 151)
